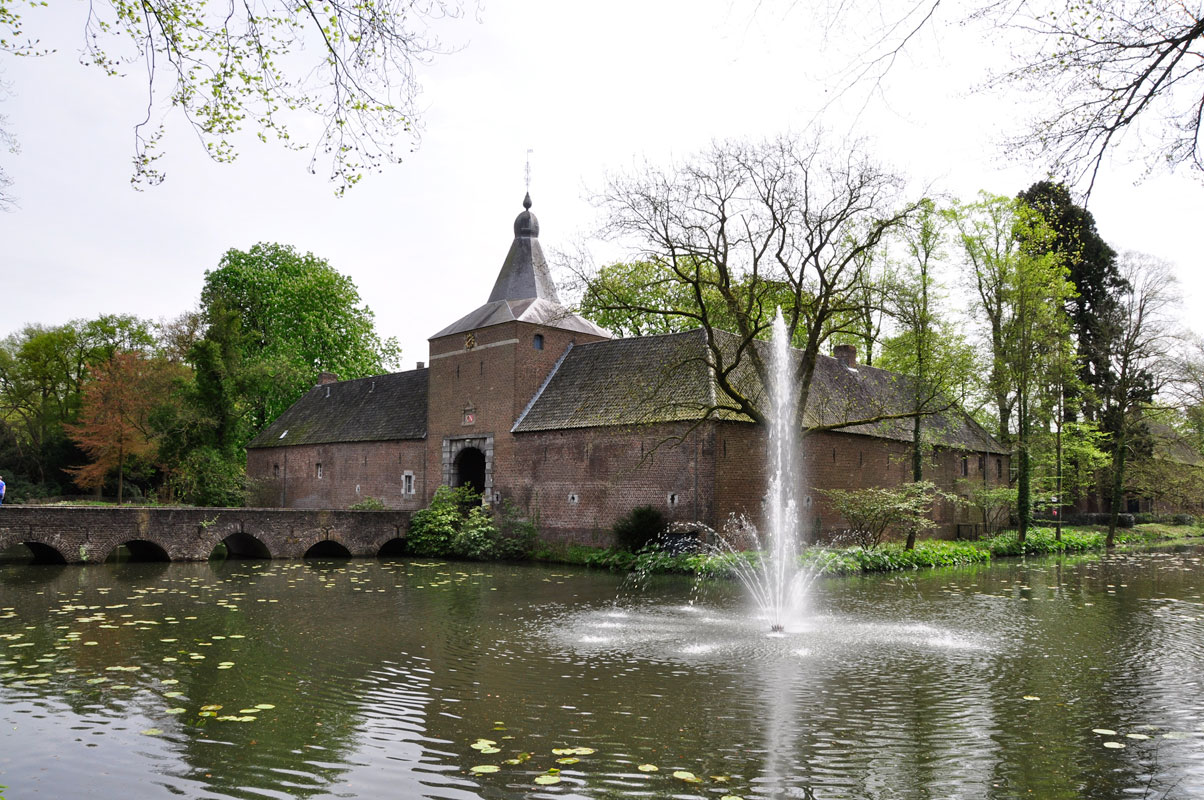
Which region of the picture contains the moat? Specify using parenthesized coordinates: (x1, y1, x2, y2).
(2, 549, 1203, 799)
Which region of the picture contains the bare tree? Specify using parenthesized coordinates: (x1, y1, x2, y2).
(1102, 252, 1181, 545)
(588, 134, 919, 433)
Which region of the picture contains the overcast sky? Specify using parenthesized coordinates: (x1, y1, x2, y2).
(3, 0, 1202, 366)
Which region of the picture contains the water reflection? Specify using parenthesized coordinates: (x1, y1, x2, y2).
(0, 551, 1202, 799)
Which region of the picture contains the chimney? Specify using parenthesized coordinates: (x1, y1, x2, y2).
(317, 371, 339, 386)
(833, 344, 857, 367)
(416, 361, 425, 369)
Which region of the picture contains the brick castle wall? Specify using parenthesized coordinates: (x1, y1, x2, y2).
(247, 440, 428, 510)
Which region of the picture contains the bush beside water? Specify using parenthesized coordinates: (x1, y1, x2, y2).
(405, 486, 536, 561)
(550, 523, 1204, 578)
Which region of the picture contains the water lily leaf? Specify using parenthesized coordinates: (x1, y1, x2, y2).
(637, 764, 659, 772)
(1022, 695, 1040, 701)
(552, 747, 574, 755)
(86, 677, 108, 684)
(479, 747, 501, 754)
(673, 771, 701, 783)
(469, 765, 500, 774)
(1103, 741, 1126, 749)
(254, 704, 275, 710)
(238, 709, 260, 715)
(569, 747, 595, 755)
(200, 704, 222, 711)
(1125, 733, 1150, 740)
(1092, 729, 1117, 736)
(556, 757, 579, 765)
(140, 728, 164, 736)
(164, 691, 185, 698)
(164, 708, 187, 715)
(720, 795, 745, 800)
(160, 679, 179, 686)
(534, 775, 561, 785)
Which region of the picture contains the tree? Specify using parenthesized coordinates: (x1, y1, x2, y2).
(993, 2, 1204, 191)
(821, 1, 1204, 191)
(587, 134, 918, 433)
(878, 198, 977, 547)
(1100, 252, 1180, 545)
(821, 481, 950, 550)
(950, 192, 1074, 541)
(1, 0, 468, 193)
(199, 242, 400, 434)
(66, 351, 179, 502)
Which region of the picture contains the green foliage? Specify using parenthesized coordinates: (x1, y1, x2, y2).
(2, 0, 463, 193)
(821, 481, 952, 550)
(199, 243, 401, 435)
(348, 497, 387, 511)
(406, 487, 538, 561)
(612, 505, 669, 553)
(957, 481, 1017, 535)
(168, 447, 246, 507)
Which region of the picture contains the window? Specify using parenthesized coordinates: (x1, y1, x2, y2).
(315, 463, 323, 479)
(996, 458, 1002, 479)
(668, 493, 679, 508)
(533, 333, 544, 350)
(568, 493, 579, 505)
(273, 464, 279, 478)
(961, 456, 969, 477)
(403, 471, 415, 495)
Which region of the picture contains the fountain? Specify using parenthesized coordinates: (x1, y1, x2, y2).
(716, 309, 818, 632)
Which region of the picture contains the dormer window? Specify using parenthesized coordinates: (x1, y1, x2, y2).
(533, 333, 544, 350)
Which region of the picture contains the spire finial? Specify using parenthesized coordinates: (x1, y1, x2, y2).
(523, 192, 532, 210)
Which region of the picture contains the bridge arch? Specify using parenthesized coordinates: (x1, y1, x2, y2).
(212, 532, 273, 560)
(377, 537, 407, 557)
(0, 537, 68, 565)
(101, 539, 171, 563)
(304, 540, 352, 559)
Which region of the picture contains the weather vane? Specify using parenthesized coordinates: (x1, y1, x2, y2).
(525, 148, 533, 193)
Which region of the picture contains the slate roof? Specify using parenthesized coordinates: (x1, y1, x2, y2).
(247, 369, 428, 449)
(512, 328, 1006, 454)
(430, 194, 610, 341)
(431, 297, 609, 340)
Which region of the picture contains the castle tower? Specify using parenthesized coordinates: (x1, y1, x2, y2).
(425, 195, 609, 502)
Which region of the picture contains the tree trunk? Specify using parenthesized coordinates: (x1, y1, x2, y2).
(1016, 399, 1031, 544)
(1106, 430, 1127, 548)
(905, 413, 922, 550)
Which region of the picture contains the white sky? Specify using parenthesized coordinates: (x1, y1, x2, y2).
(2, 0, 1202, 366)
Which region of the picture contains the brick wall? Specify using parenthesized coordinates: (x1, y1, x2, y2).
(426, 321, 607, 505)
(507, 423, 717, 547)
(246, 440, 428, 510)
(715, 422, 1010, 542)
(0, 507, 410, 564)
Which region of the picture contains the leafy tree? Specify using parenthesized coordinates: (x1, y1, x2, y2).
(1, 0, 469, 193)
(66, 351, 180, 502)
(588, 134, 918, 434)
(950, 193, 1074, 541)
(878, 199, 977, 547)
(821, 481, 952, 550)
(199, 242, 400, 434)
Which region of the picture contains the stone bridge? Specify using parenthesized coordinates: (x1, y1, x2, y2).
(0, 507, 411, 564)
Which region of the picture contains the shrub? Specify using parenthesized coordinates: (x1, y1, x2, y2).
(612, 506, 668, 552)
(821, 481, 950, 550)
(406, 487, 539, 561)
(349, 496, 387, 511)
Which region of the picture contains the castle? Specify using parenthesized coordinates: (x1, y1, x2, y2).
(246, 196, 1008, 545)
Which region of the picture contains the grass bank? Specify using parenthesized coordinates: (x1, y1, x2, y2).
(543, 523, 1204, 578)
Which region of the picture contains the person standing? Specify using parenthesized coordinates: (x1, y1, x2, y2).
(0, 475, 5, 506)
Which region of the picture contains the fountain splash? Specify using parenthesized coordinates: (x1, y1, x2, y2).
(709, 310, 817, 632)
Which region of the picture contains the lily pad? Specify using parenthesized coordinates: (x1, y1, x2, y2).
(1022, 695, 1040, 701)
(556, 757, 580, 765)
(534, 775, 561, 785)
(164, 708, 187, 715)
(1103, 741, 1126, 749)
(569, 747, 595, 755)
(469, 765, 500, 774)
(1092, 729, 1117, 736)
(1125, 733, 1151, 740)
(673, 770, 702, 783)
(140, 728, 164, 736)
(637, 764, 659, 772)
(254, 704, 275, 710)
